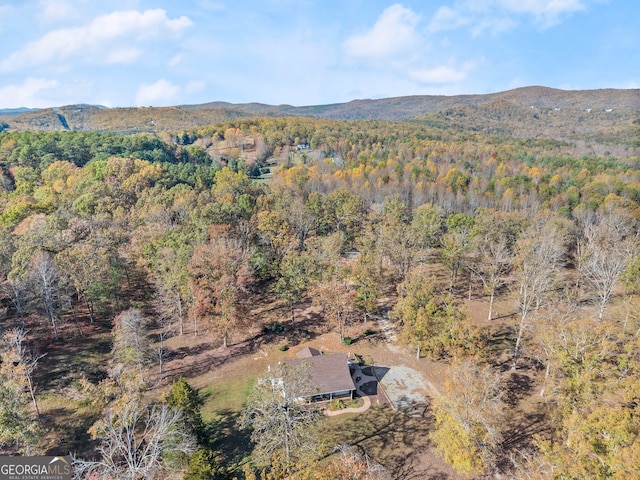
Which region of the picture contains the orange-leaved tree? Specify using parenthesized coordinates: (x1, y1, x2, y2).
(188, 225, 253, 346)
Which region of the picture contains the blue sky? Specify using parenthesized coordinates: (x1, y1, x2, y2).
(0, 0, 637, 108)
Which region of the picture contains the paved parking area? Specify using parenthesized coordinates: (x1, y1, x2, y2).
(374, 365, 432, 410)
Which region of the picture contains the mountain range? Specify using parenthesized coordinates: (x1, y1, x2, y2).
(1, 86, 638, 141)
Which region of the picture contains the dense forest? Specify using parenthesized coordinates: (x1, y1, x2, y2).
(0, 97, 639, 479)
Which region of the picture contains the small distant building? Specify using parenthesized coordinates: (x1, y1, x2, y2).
(296, 144, 310, 151)
(281, 348, 356, 401)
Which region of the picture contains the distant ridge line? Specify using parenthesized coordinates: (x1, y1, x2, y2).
(1, 86, 638, 133)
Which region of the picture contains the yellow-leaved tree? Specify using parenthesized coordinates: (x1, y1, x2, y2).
(430, 360, 505, 476)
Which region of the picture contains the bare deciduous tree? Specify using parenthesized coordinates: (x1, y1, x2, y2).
(111, 309, 152, 372)
(3, 328, 46, 416)
(512, 216, 568, 369)
(73, 398, 196, 480)
(239, 362, 321, 466)
(468, 238, 512, 321)
(2, 276, 28, 326)
(153, 331, 171, 375)
(29, 251, 67, 339)
(578, 214, 637, 322)
(319, 444, 391, 480)
(0, 332, 41, 453)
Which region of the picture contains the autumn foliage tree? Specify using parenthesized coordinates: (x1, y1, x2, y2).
(391, 265, 479, 359)
(375, 196, 424, 281)
(0, 331, 41, 454)
(312, 272, 356, 342)
(439, 214, 473, 291)
(274, 250, 315, 326)
(536, 405, 640, 480)
(56, 239, 111, 323)
(151, 243, 193, 336)
(430, 360, 505, 476)
(188, 226, 253, 346)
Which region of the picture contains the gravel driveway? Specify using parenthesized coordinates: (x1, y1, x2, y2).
(375, 365, 433, 410)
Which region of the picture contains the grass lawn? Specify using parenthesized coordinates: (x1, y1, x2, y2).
(200, 374, 257, 422)
(199, 372, 258, 471)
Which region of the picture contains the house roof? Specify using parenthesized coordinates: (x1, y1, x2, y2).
(283, 352, 355, 397)
(296, 346, 322, 358)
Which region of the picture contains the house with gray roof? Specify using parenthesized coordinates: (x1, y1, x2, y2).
(280, 348, 356, 401)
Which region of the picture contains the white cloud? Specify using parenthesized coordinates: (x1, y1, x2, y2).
(38, 0, 78, 23)
(0, 78, 59, 108)
(428, 6, 470, 33)
(0, 9, 193, 72)
(340, 4, 488, 92)
(469, 16, 518, 37)
(428, 0, 587, 35)
(135, 79, 180, 106)
(168, 54, 184, 68)
(498, 0, 586, 27)
(498, 0, 585, 16)
(344, 4, 420, 59)
(198, 1, 226, 11)
(409, 60, 480, 84)
(106, 48, 142, 64)
(410, 66, 467, 84)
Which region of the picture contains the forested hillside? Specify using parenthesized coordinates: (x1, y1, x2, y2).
(0, 101, 639, 478)
(2, 86, 639, 135)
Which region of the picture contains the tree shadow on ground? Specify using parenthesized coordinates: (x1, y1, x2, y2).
(500, 409, 549, 451)
(497, 404, 550, 474)
(162, 337, 258, 380)
(205, 409, 252, 472)
(320, 404, 456, 480)
(32, 321, 112, 392)
(503, 372, 535, 407)
(484, 326, 515, 362)
(283, 309, 325, 346)
(43, 406, 101, 458)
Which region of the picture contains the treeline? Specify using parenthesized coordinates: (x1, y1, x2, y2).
(0, 120, 639, 478)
